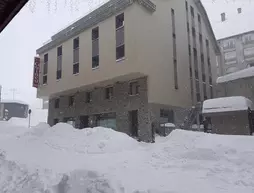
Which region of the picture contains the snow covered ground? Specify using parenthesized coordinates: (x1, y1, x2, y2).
(0, 120, 254, 193)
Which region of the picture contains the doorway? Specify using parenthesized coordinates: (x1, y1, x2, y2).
(79, 116, 89, 129)
(129, 110, 138, 137)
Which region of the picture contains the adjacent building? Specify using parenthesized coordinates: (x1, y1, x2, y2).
(35, 0, 220, 141)
(214, 7, 254, 76)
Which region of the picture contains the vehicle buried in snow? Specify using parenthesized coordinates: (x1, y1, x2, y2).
(202, 96, 254, 135)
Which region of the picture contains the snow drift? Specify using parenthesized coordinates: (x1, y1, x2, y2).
(0, 121, 254, 193)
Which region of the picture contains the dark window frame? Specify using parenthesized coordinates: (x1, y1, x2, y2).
(69, 95, 75, 107)
(105, 86, 114, 100)
(86, 92, 92, 103)
(129, 81, 140, 96)
(55, 98, 60, 109)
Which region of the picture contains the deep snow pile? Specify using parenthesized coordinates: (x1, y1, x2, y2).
(0, 121, 254, 193)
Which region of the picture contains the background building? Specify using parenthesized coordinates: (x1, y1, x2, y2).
(35, 0, 220, 141)
(213, 7, 254, 76)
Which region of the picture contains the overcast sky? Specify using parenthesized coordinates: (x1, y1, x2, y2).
(0, 0, 253, 106)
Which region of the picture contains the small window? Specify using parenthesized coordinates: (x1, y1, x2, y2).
(196, 93, 201, 102)
(92, 55, 99, 68)
(209, 76, 212, 85)
(44, 54, 48, 62)
(198, 14, 201, 23)
(86, 92, 92, 103)
(105, 87, 113, 100)
(129, 81, 140, 95)
(43, 75, 47, 85)
(116, 13, 124, 29)
(55, 98, 60, 109)
(190, 6, 194, 17)
(73, 37, 79, 49)
(185, 1, 188, 10)
(92, 27, 99, 40)
(160, 109, 174, 123)
(56, 70, 62, 80)
(73, 63, 79, 74)
(57, 46, 62, 56)
(69, 96, 74, 107)
(202, 74, 206, 82)
(116, 45, 125, 60)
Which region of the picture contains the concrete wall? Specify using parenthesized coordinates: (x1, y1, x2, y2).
(37, 0, 219, 109)
(211, 111, 251, 135)
(48, 77, 153, 142)
(216, 76, 254, 103)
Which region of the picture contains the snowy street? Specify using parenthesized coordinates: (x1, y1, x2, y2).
(0, 121, 254, 193)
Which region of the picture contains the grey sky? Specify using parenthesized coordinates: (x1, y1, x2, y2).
(0, 0, 252, 106)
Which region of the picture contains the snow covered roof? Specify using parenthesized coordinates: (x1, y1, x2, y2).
(202, 96, 254, 114)
(202, 0, 254, 40)
(0, 100, 29, 106)
(217, 67, 254, 83)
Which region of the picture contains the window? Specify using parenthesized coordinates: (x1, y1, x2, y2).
(55, 98, 60, 109)
(244, 47, 254, 57)
(190, 6, 194, 17)
(210, 85, 213, 98)
(196, 93, 201, 102)
(202, 73, 206, 82)
(198, 14, 201, 23)
(43, 53, 48, 84)
(223, 39, 235, 49)
(57, 46, 62, 80)
(92, 27, 99, 68)
(73, 37, 79, 50)
(171, 9, 178, 89)
(105, 87, 113, 100)
(185, 1, 188, 11)
(92, 55, 99, 69)
(116, 13, 124, 29)
(116, 13, 125, 60)
(209, 76, 212, 85)
(69, 96, 74, 107)
(86, 92, 92, 103)
(73, 37, 79, 74)
(57, 46, 62, 56)
(73, 63, 79, 74)
(224, 51, 236, 61)
(129, 81, 139, 95)
(116, 45, 125, 60)
(203, 82, 207, 100)
(242, 34, 254, 44)
(92, 27, 99, 40)
(160, 109, 174, 123)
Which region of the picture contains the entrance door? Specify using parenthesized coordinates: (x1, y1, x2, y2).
(129, 110, 138, 137)
(80, 116, 89, 129)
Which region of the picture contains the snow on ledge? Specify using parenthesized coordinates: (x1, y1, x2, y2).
(217, 67, 254, 84)
(202, 96, 254, 114)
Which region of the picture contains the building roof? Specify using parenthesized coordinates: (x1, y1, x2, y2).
(202, 96, 254, 114)
(36, 0, 156, 54)
(0, 0, 28, 33)
(37, 0, 220, 55)
(217, 67, 254, 84)
(203, 0, 254, 40)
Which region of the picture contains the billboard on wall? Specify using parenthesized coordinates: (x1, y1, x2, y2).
(33, 57, 40, 88)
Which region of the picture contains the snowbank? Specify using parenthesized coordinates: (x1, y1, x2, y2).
(217, 67, 254, 83)
(0, 123, 254, 192)
(203, 96, 254, 114)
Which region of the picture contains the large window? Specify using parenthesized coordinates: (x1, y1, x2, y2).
(92, 27, 99, 69)
(57, 46, 62, 80)
(43, 53, 48, 84)
(171, 8, 178, 90)
(116, 13, 125, 60)
(73, 37, 79, 74)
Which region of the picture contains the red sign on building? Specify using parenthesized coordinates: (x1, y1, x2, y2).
(33, 57, 40, 88)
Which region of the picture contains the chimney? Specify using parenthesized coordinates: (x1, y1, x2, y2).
(237, 8, 242, 14)
(221, 13, 226, 22)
